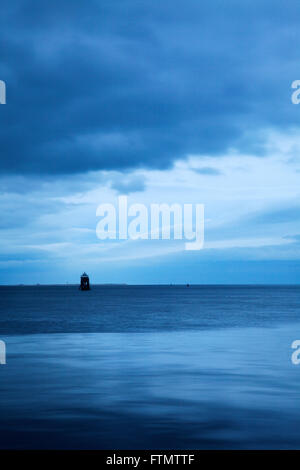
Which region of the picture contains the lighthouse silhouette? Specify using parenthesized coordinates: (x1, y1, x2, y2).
(80, 272, 90, 290)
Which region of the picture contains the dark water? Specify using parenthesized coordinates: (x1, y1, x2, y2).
(1, 285, 300, 449)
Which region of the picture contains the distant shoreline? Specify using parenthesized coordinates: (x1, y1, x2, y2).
(0, 283, 300, 287)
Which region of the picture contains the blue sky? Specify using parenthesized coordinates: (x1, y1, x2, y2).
(0, 0, 300, 284)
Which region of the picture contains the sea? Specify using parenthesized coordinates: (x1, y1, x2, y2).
(0, 284, 300, 449)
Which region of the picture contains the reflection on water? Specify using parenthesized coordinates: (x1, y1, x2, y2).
(1, 325, 300, 449)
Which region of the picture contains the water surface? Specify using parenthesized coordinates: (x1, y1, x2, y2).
(0, 285, 300, 449)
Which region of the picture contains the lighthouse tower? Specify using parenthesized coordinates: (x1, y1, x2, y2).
(80, 272, 90, 290)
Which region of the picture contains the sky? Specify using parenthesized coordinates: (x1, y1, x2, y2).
(0, 0, 300, 284)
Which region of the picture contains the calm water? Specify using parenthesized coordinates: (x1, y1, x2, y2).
(0, 285, 300, 449)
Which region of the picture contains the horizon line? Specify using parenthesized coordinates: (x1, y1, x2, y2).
(0, 283, 300, 287)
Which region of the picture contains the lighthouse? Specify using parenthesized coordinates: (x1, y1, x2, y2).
(80, 272, 90, 290)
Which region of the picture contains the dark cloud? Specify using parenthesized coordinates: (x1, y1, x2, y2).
(109, 173, 146, 194)
(0, 0, 299, 175)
